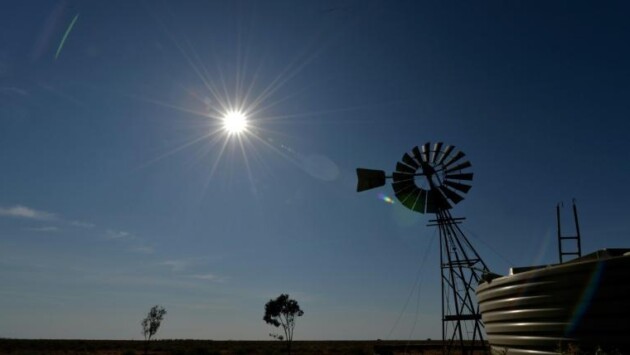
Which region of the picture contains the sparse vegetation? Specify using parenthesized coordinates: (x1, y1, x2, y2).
(263, 294, 304, 355)
(142, 305, 167, 355)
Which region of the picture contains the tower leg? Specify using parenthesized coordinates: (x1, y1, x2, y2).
(434, 210, 489, 355)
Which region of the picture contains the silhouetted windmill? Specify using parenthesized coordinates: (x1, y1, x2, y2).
(357, 142, 488, 354)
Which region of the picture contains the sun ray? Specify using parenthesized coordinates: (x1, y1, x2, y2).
(137, 14, 387, 198)
(186, 41, 231, 114)
(126, 92, 213, 120)
(205, 135, 233, 182)
(136, 132, 215, 170)
(236, 135, 257, 194)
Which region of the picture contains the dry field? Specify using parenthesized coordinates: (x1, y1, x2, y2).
(0, 339, 484, 355)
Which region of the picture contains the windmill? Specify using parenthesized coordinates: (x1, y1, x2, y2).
(357, 142, 488, 354)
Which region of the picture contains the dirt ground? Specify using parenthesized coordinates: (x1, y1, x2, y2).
(0, 339, 488, 355)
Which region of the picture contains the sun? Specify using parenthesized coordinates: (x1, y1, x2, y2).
(222, 110, 248, 135)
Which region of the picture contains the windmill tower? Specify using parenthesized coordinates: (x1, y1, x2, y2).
(357, 142, 488, 354)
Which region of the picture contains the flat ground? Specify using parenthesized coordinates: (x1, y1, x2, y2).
(0, 339, 488, 355)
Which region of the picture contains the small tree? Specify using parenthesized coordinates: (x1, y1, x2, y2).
(263, 294, 304, 355)
(141, 305, 166, 355)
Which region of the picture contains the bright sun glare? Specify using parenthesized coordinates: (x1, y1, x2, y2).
(222, 111, 248, 134)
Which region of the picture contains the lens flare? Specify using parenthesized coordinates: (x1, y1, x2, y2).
(378, 192, 395, 204)
(565, 261, 604, 335)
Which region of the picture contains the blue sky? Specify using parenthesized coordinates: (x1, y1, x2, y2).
(1, 0, 629, 341)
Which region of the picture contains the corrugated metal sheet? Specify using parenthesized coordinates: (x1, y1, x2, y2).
(476, 249, 630, 354)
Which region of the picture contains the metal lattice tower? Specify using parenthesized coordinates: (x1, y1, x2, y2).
(357, 142, 489, 354)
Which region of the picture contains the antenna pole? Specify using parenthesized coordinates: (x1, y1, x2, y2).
(557, 204, 562, 263)
(572, 200, 582, 259)
(439, 227, 446, 349)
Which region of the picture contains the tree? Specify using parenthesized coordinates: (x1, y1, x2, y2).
(263, 294, 304, 355)
(141, 305, 166, 355)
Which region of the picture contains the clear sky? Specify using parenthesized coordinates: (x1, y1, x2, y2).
(1, 0, 629, 341)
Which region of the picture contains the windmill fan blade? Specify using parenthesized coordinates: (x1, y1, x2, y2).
(396, 186, 421, 211)
(356, 168, 386, 192)
(421, 143, 431, 163)
(401, 153, 419, 169)
(392, 172, 414, 183)
(443, 151, 465, 168)
(445, 173, 473, 181)
(412, 189, 427, 213)
(392, 180, 415, 194)
(412, 146, 423, 163)
(432, 142, 443, 163)
(426, 189, 451, 213)
(437, 145, 454, 165)
(439, 185, 464, 204)
(444, 180, 472, 193)
(396, 162, 416, 174)
(445, 161, 472, 173)
(394, 187, 426, 213)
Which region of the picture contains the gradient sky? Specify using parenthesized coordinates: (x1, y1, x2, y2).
(1, 0, 630, 341)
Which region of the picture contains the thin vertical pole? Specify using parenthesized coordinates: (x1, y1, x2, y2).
(439, 218, 445, 354)
(572, 200, 582, 258)
(556, 204, 562, 263)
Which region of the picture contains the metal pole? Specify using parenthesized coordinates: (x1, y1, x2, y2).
(556, 204, 562, 263)
(439, 216, 446, 354)
(572, 200, 582, 258)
